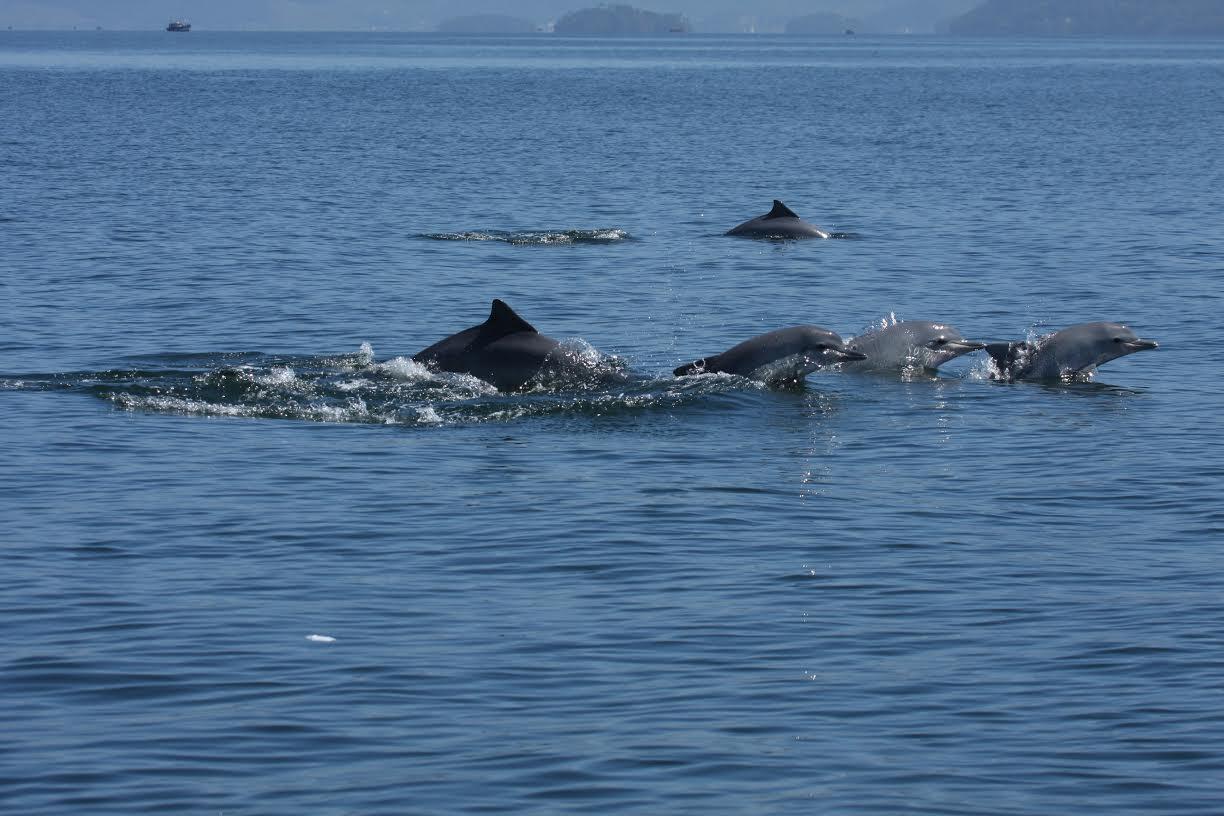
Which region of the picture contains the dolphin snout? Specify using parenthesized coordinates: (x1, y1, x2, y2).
(1124, 338, 1159, 351)
(837, 348, 868, 362)
(948, 340, 987, 352)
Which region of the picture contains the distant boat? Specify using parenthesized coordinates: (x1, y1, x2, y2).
(166, 20, 191, 32)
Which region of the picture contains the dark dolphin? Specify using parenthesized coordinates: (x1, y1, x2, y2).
(985, 322, 1158, 382)
(842, 320, 986, 372)
(674, 326, 866, 386)
(413, 299, 592, 392)
(726, 200, 830, 239)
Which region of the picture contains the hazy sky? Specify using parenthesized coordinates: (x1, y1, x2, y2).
(0, 1, 981, 33)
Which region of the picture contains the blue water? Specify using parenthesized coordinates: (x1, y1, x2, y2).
(3, 31, 1224, 814)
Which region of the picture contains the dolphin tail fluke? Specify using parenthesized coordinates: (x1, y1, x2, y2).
(767, 200, 800, 219)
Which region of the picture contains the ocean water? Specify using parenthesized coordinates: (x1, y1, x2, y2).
(2, 31, 1224, 814)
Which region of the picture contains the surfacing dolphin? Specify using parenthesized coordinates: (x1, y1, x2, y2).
(673, 326, 866, 386)
(842, 320, 986, 373)
(413, 299, 605, 392)
(985, 322, 1158, 382)
(726, 200, 830, 239)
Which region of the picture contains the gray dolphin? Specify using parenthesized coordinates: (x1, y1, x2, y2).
(673, 326, 866, 386)
(985, 322, 1159, 381)
(842, 320, 986, 372)
(413, 299, 590, 392)
(726, 200, 830, 239)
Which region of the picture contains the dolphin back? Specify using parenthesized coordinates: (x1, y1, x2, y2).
(726, 199, 828, 239)
(412, 299, 553, 390)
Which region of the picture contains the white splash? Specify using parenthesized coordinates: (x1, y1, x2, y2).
(306, 634, 336, 643)
(967, 357, 1000, 381)
(256, 366, 296, 386)
(415, 405, 445, 425)
(865, 312, 901, 334)
(457, 374, 500, 395)
(110, 393, 377, 424)
(375, 356, 435, 381)
(115, 394, 251, 417)
(556, 337, 608, 368)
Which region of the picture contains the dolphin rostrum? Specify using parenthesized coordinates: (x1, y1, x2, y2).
(984, 322, 1158, 381)
(673, 326, 866, 385)
(842, 320, 986, 372)
(413, 299, 598, 392)
(726, 200, 830, 239)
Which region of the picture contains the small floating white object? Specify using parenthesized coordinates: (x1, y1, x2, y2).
(306, 634, 336, 643)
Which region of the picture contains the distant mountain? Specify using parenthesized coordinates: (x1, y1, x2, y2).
(785, 12, 863, 34)
(437, 15, 537, 33)
(947, 0, 1224, 35)
(693, 0, 977, 34)
(0, 1, 982, 35)
(554, 4, 689, 34)
(866, 0, 979, 33)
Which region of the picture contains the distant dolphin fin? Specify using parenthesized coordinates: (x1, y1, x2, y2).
(474, 299, 538, 346)
(767, 200, 800, 219)
(984, 341, 1030, 376)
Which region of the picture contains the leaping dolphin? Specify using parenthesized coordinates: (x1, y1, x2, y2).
(842, 320, 986, 372)
(726, 200, 830, 239)
(413, 299, 599, 392)
(673, 326, 866, 386)
(985, 322, 1158, 382)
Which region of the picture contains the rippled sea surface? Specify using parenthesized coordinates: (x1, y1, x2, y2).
(3, 32, 1224, 815)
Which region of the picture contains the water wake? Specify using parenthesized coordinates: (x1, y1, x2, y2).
(421, 228, 631, 245)
(1, 345, 752, 427)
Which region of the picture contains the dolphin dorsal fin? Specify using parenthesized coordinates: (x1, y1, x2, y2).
(767, 200, 800, 219)
(475, 299, 537, 345)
